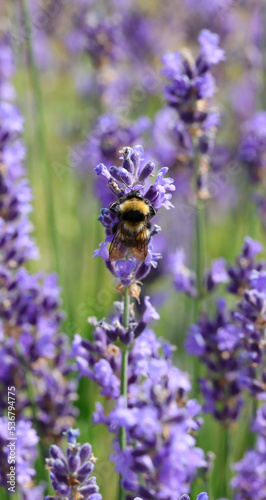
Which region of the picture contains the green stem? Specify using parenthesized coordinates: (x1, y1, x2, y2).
(192, 139, 206, 391)
(20, 0, 60, 275)
(248, 397, 258, 448)
(221, 426, 231, 499)
(119, 288, 130, 500)
(193, 140, 206, 300)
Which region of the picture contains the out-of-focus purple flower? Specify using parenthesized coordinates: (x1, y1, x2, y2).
(121, 9, 161, 64)
(186, 256, 266, 423)
(186, 299, 244, 423)
(72, 114, 150, 178)
(0, 35, 78, 464)
(232, 268, 266, 397)
(45, 428, 102, 500)
(161, 30, 224, 201)
(162, 29, 224, 126)
(0, 417, 44, 498)
(0, 35, 15, 101)
(74, 311, 205, 499)
(151, 107, 192, 170)
(185, 0, 232, 15)
(198, 30, 225, 65)
(180, 494, 208, 500)
(206, 258, 229, 292)
(0, 266, 78, 438)
(68, 11, 123, 67)
(168, 248, 196, 297)
(227, 237, 264, 295)
(239, 112, 266, 183)
(108, 362, 205, 499)
(0, 101, 38, 267)
(231, 404, 266, 500)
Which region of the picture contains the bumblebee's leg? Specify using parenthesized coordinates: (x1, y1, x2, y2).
(112, 222, 119, 234)
(109, 201, 119, 213)
(149, 205, 157, 217)
(146, 222, 151, 230)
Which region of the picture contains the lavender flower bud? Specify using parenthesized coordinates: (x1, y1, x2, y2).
(80, 443, 92, 463)
(46, 428, 101, 500)
(67, 454, 81, 473)
(77, 461, 94, 482)
(139, 161, 155, 182)
(49, 445, 66, 462)
(53, 458, 68, 476)
(109, 166, 133, 186)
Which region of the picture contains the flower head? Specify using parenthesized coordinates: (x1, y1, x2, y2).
(45, 428, 102, 500)
(240, 112, 266, 184)
(227, 237, 264, 296)
(231, 404, 266, 500)
(162, 29, 224, 126)
(0, 417, 43, 498)
(74, 316, 205, 499)
(95, 145, 175, 291)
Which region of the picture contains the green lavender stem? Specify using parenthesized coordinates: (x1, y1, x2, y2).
(119, 287, 130, 500)
(20, 0, 60, 275)
(192, 138, 206, 391)
(193, 139, 206, 301)
(221, 426, 231, 499)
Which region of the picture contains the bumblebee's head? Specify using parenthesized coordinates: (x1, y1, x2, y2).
(124, 191, 144, 201)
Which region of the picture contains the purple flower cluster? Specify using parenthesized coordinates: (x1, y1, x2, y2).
(168, 248, 197, 297)
(0, 35, 15, 101)
(239, 112, 266, 183)
(72, 114, 150, 181)
(73, 296, 160, 376)
(68, 5, 123, 67)
(180, 494, 208, 500)
(162, 30, 224, 200)
(109, 387, 205, 500)
(186, 238, 266, 423)
(231, 404, 266, 500)
(0, 417, 44, 499)
(0, 101, 38, 268)
(162, 30, 224, 127)
(186, 298, 244, 423)
(73, 318, 206, 499)
(94, 145, 175, 290)
(227, 236, 264, 295)
(45, 428, 102, 500)
(68, 0, 160, 70)
(0, 35, 78, 498)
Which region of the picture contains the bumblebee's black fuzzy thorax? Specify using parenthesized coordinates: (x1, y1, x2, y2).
(121, 210, 145, 222)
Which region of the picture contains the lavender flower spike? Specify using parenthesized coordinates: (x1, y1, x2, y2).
(180, 494, 208, 500)
(162, 29, 224, 200)
(45, 428, 102, 500)
(95, 145, 175, 295)
(231, 404, 266, 500)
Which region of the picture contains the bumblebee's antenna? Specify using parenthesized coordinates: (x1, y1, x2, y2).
(119, 177, 131, 191)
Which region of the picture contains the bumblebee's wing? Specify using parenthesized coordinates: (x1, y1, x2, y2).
(109, 227, 128, 261)
(130, 229, 148, 262)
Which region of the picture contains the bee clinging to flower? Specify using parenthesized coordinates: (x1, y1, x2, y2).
(109, 191, 156, 262)
(94, 145, 175, 283)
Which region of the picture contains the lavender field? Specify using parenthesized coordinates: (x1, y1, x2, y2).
(0, 1, 266, 500)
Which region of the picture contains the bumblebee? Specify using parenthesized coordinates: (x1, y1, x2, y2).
(109, 191, 156, 262)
